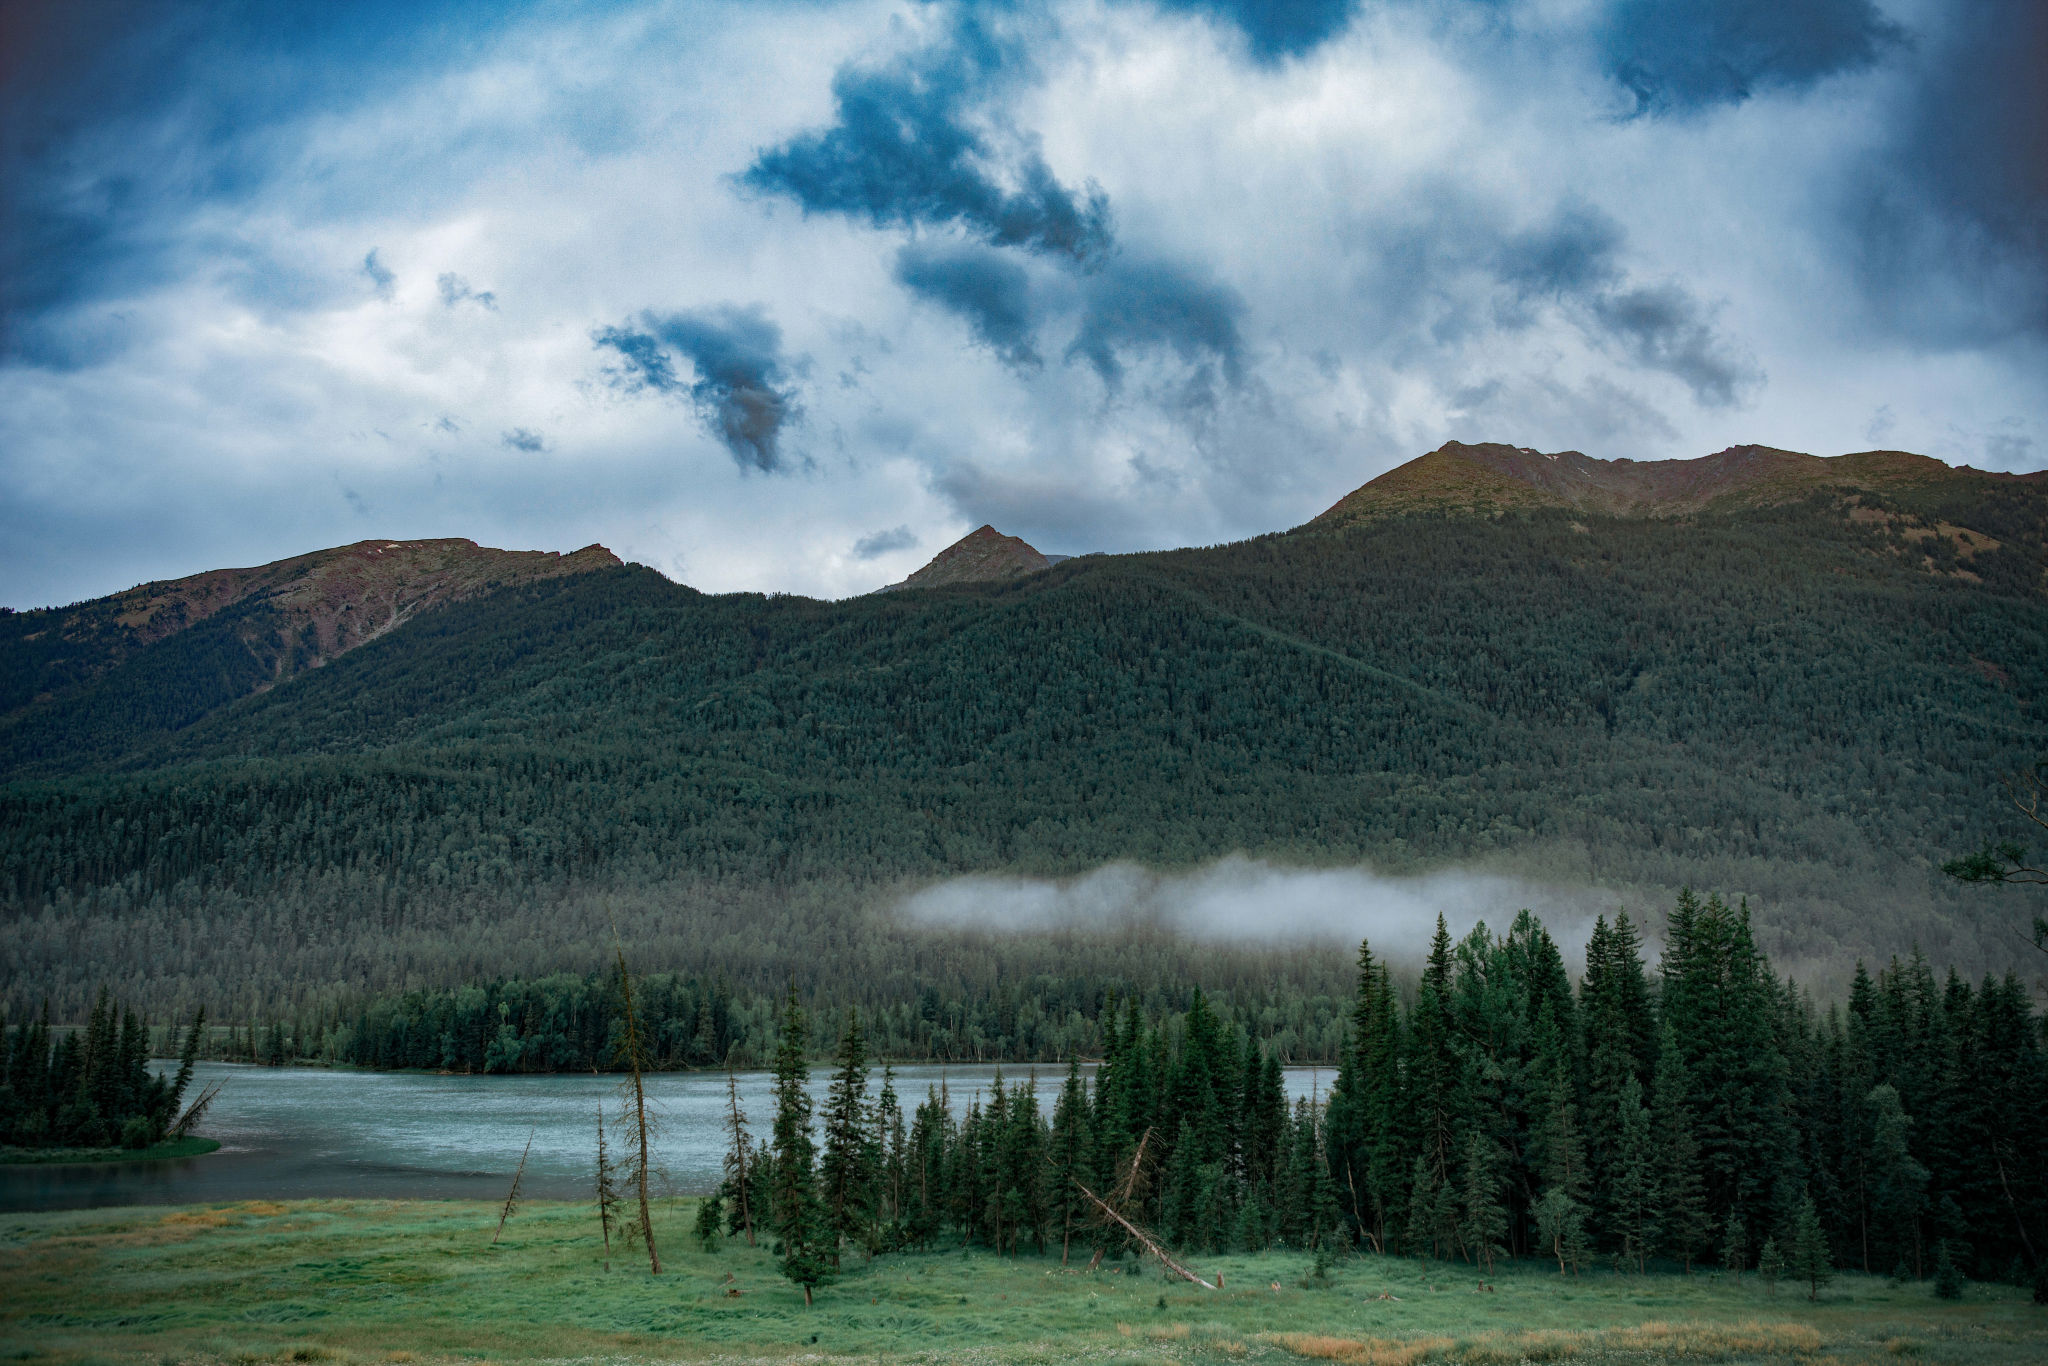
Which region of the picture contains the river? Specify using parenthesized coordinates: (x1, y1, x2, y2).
(1, 1060, 1335, 1212)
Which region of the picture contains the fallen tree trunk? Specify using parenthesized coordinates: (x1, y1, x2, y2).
(1073, 1179, 1215, 1290)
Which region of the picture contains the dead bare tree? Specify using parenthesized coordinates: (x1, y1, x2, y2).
(1083, 1128, 1155, 1273)
(169, 1081, 222, 1138)
(614, 940, 662, 1274)
(723, 1065, 755, 1245)
(1073, 1180, 1216, 1290)
(594, 1106, 621, 1270)
(493, 1127, 534, 1245)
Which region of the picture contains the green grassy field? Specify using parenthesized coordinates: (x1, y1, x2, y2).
(0, 1137, 221, 1167)
(2, 1200, 2042, 1365)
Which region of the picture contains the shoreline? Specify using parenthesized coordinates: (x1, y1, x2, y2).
(0, 1135, 221, 1167)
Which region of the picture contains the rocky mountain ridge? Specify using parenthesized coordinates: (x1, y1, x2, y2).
(1311, 440, 2045, 527)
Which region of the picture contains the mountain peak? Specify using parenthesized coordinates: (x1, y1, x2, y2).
(2, 537, 623, 742)
(1309, 440, 2036, 529)
(883, 525, 1055, 591)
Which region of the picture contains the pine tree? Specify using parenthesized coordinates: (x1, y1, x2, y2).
(1048, 1055, 1093, 1263)
(1459, 1129, 1508, 1274)
(1720, 1208, 1748, 1274)
(1864, 1083, 1928, 1278)
(1757, 1236, 1785, 1291)
(1609, 1074, 1658, 1273)
(818, 1008, 874, 1267)
(1789, 1194, 1834, 1300)
(1534, 1053, 1591, 1275)
(1652, 1022, 1711, 1270)
(1933, 1240, 1963, 1299)
(1328, 938, 1403, 1253)
(694, 1191, 725, 1250)
(873, 1063, 905, 1251)
(768, 986, 831, 1306)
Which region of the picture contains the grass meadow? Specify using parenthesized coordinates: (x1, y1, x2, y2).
(3, 1199, 2043, 1366)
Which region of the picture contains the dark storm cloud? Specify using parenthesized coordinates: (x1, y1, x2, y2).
(1485, 201, 1755, 406)
(1494, 204, 1625, 299)
(0, 0, 523, 360)
(437, 273, 497, 310)
(852, 525, 917, 559)
(594, 305, 799, 473)
(1067, 258, 1245, 395)
(741, 7, 1111, 262)
(1153, 0, 1358, 61)
(1587, 285, 1758, 407)
(895, 242, 1041, 369)
(501, 427, 545, 452)
(1602, 0, 1902, 114)
(1850, 2, 2048, 342)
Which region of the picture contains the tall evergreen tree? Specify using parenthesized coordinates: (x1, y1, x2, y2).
(768, 986, 831, 1306)
(1865, 1083, 1928, 1278)
(1459, 1128, 1509, 1274)
(818, 1008, 875, 1267)
(1609, 1074, 1658, 1273)
(1048, 1055, 1093, 1263)
(1652, 1021, 1711, 1271)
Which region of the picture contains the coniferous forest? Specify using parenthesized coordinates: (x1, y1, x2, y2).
(716, 895, 2046, 1301)
(5, 492, 2048, 1027)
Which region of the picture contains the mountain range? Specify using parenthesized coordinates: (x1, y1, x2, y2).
(3, 440, 2044, 1018)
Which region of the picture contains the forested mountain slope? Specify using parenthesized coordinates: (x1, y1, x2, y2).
(3, 444, 2045, 1021)
(0, 538, 621, 776)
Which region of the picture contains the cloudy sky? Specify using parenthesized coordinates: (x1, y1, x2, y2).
(3, 0, 2043, 607)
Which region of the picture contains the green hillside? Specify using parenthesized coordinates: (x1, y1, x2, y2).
(3, 449, 2046, 1021)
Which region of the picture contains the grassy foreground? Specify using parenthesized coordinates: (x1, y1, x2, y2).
(2, 1200, 2043, 1366)
(0, 1137, 221, 1166)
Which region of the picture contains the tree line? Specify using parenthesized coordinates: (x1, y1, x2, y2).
(689, 894, 2046, 1305)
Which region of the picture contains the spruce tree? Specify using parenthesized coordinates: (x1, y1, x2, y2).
(694, 1191, 725, 1251)
(1789, 1194, 1834, 1300)
(1652, 1022, 1711, 1270)
(818, 1008, 874, 1267)
(1534, 1053, 1591, 1275)
(873, 1064, 905, 1251)
(1933, 1240, 1963, 1300)
(1458, 1129, 1508, 1275)
(1048, 1055, 1093, 1263)
(1720, 1209, 1748, 1274)
(1864, 1083, 1928, 1278)
(1609, 1073, 1659, 1272)
(1757, 1236, 1785, 1291)
(768, 987, 831, 1306)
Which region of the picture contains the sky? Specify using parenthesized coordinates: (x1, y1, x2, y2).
(2, 0, 2044, 608)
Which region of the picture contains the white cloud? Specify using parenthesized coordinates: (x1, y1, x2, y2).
(1, 0, 2041, 609)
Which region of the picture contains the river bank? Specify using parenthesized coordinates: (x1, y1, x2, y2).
(4, 1198, 2043, 1365)
(0, 1136, 219, 1166)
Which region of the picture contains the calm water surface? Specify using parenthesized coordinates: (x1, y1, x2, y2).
(2, 1061, 1332, 1212)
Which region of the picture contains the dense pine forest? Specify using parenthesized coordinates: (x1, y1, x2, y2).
(712, 895, 2046, 1304)
(0, 993, 207, 1150)
(4, 473, 2047, 1025)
